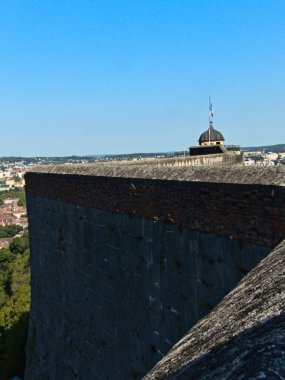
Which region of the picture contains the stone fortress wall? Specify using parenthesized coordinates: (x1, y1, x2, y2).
(24, 165, 285, 380)
(100, 152, 243, 167)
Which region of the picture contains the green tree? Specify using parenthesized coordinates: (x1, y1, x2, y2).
(0, 188, 26, 207)
(0, 225, 23, 239)
(9, 235, 29, 255)
(13, 176, 21, 183)
(0, 234, 30, 380)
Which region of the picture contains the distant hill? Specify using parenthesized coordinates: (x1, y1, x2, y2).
(241, 144, 285, 153)
(0, 145, 284, 163)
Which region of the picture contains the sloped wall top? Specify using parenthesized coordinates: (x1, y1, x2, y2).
(29, 164, 285, 186)
(144, 239, 285, 380)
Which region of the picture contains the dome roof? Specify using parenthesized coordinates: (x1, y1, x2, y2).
(199, 123, 225, 143)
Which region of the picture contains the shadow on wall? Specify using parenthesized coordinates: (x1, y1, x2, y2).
(160, 313, 285, 380)
(0, 311, 29, 380)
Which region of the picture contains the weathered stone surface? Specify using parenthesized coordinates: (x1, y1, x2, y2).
(144, 239, 285, 380)
(29, 164, 285, 185)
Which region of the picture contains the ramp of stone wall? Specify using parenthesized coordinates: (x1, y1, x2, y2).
(143, 239, 285, 380)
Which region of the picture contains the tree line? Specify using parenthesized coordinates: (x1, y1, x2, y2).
(0, 234, 29, 379)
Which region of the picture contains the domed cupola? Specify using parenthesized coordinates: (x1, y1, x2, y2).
(199, 121, 225, 146)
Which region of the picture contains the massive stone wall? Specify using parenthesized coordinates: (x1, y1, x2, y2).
(24, 165, 285, 380)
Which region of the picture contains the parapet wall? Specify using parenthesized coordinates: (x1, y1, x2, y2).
(24, 165, 285, 380)
(26, 165, 285, 248)
(141, 152, 243, 167)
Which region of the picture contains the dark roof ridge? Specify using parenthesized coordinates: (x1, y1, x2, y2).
(199, 124, 225, 143)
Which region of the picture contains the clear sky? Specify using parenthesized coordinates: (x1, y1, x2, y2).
(0, 0, 284, 156)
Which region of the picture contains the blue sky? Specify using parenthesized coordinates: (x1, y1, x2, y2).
(0, 0, 284, 156)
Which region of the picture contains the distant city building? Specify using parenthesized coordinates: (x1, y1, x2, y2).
(0, 237, 13, 249)
(0, 184, 10, 191)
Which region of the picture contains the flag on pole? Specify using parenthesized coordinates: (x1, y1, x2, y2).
(209, 99, 214, 117)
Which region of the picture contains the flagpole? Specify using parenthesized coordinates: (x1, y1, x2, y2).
(209, 96, 211, 143)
